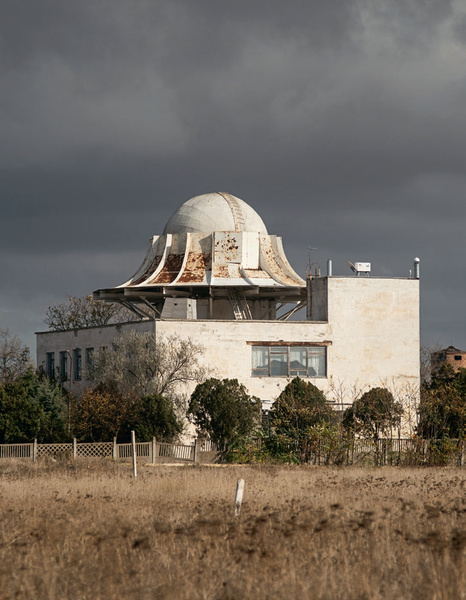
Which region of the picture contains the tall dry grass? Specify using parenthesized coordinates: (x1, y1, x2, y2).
(0, 461, 464, 600)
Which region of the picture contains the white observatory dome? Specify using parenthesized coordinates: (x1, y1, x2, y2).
(163, 192, 268, 235)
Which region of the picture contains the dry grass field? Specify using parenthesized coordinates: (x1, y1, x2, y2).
(0, 461, 464, 600)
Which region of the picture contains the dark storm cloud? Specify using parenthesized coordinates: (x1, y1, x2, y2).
(1, 0, 465, 352)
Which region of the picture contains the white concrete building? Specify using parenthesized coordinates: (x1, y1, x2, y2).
(36, 192, 420, 421)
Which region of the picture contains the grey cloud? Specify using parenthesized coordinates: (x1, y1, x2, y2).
(1, 0, 466, 353)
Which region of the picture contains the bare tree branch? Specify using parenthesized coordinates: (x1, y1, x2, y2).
(44, 296, 139, 331)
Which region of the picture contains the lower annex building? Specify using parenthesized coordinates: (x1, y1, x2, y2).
(36, 192, 420, 428)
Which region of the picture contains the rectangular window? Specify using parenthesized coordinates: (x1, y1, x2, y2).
(270, 347, 288, 376)
(454, 355, 462, 361)
(60, 351, 68, 382)
(73, 348, 82, 381)
(46, 352, 55, 378)
(252, 346, 269, 377)
(289, 347, 307, 377)
(251, 345, 327, 378)
(308, 346, 326, 378)
(85, 348, 94, 378)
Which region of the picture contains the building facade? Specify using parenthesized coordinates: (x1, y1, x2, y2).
(36, 192, 420, 422)
(431, 346, 466, 374)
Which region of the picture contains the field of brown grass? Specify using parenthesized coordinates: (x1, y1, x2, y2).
(0, 461, 464, 600)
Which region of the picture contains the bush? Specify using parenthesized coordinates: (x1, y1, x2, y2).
(131, 394, 182, 442)
(188, 378, 260, 448)
(0, 370, 68, 443)
(343, 387, 402, 442)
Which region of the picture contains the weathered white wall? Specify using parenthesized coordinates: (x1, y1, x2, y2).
(155, 318, 329, 401)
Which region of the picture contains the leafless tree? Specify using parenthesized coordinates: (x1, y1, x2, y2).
(420, 343, 443, 385)
(44, 295, 138, 331)
(0, 329, 31, 385)
(88, 331, 207, 408)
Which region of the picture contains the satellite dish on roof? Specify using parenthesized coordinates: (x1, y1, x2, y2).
(347, 261, 357, 273)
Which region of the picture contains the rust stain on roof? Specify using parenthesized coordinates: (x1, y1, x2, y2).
(178, 252, 212, 283)
(212, 264, 230, 278)
(130, 253, 164, 286)
(262, 247, 300, 286)
(151, 254, 184, 284)
(243, 269, 272, 279)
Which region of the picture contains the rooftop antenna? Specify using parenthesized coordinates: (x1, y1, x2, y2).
(307, 247, 318, 277)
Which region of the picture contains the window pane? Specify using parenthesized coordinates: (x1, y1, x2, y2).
(60, 351, 68, 382)
(270, 348, 288, 376)
(46, 353, 55, 378)
(290, 347, 307, 376)
(252, 346, 269, 376)
(74, 348, 82, 381)
(307, 347, 326, 377)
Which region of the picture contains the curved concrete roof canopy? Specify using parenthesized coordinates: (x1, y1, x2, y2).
(94, 191, 305, 310)
(163, 192, 268, 235)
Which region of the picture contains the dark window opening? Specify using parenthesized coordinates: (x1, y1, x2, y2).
(60, 351, 68, 382)
(73, 348, 82, 381)
(46, 352, 55, 379)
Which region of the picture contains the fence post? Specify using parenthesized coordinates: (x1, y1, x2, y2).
(152, 437, 157, 463)
(33, 439, 37, 463)
(131, 430, 137, 478)
(73, 438, 77, 459)
(193, 438, 199, 464)
(113, 437, 117, 460)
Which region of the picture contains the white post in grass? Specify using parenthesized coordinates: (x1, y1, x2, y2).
(33, 439, 37, 463)
(234, 478, 245, 517)
(131, 430, 137, 478)
(152, 437, 157, 463)
(73, 438, 77, 459)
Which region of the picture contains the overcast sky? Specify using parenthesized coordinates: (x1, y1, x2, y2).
(1, 0, 466, 356)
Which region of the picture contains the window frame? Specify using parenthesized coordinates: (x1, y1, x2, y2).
(46, 352, 55, 379)
(251, 344, 327, 378)
(73, 348, 82, 381)
(59, 351, 68, 382)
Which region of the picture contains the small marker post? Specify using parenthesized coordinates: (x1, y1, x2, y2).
(234, 478, 245, 517)
(131, 430, 137, 478)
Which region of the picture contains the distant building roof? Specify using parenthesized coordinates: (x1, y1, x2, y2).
(433, 346, 466, 355)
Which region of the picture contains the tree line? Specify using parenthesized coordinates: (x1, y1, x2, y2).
(1, 301, 465, 460)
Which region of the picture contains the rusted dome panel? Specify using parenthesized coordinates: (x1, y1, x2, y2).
(118, 236, 165, 287)
(259, 235, 305, 287)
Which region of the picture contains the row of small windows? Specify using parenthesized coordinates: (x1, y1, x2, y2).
(46, 348, 96, 382)
(47, 344, 327, 381)
(252, 345, 327, 378)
